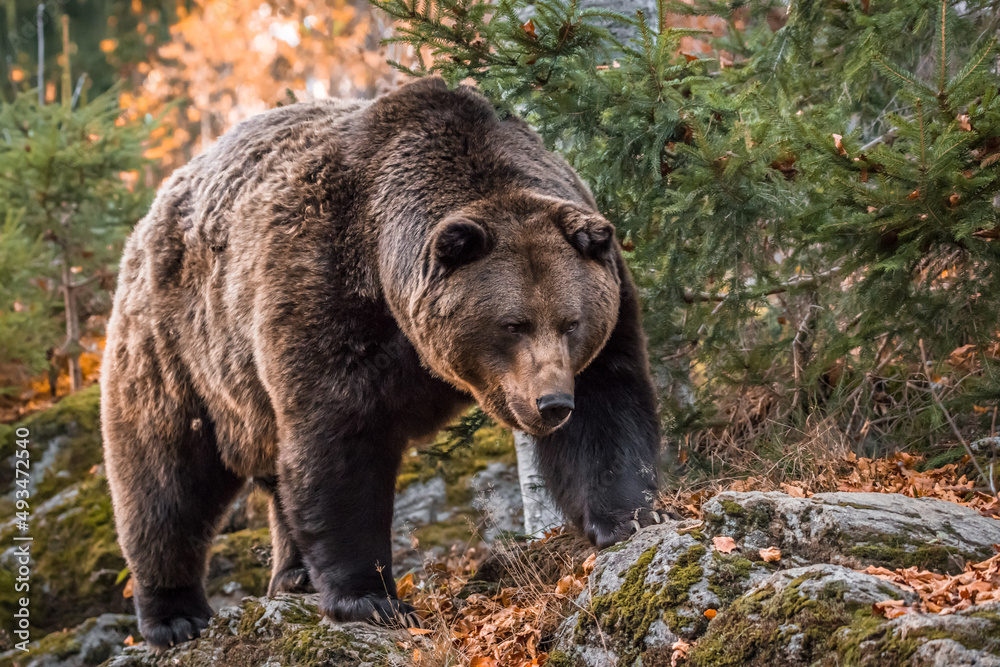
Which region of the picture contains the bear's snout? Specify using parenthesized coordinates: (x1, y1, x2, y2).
(536, 392, 574, 427)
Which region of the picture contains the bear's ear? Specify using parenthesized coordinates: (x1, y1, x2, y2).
(557, 206, 616, 261)
(427, 217, 492, 277)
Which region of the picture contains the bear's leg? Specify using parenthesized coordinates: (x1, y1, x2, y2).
(535, 266, 661, 549)
(276, 432, 422, 627)
(105, 406, 244, 650)
(253, 476, 313, 595)
(266, 486, 313, 595)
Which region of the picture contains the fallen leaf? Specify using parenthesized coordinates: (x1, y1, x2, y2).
(671, 639, 691, 666)
(123, 635, 135, 646)
(122, 577, 134, 599)
(704, 608, 717, 619)
(555, 575, 578, 596)
(407, 627, 433, 636)
(759, 547, 782, 562)
(397, 572, 415, 598)
(521, 20, 536, 39)
(713, 536, 738, 554)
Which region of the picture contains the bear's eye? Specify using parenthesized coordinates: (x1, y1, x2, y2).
(505, 322, 529, 335)
(565, 321, 579, 334)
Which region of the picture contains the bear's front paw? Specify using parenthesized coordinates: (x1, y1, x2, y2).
(320, 592, 423, 629)
(586, 508, 670, 549)
(140, 615, 211, 653)
(267, 567, 314, 596)
(136, 584, 213, 652)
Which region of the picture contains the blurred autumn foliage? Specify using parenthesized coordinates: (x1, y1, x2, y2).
(123, 0, 410, 174)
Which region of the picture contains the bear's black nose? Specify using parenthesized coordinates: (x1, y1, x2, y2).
(536, 393, 574, 426)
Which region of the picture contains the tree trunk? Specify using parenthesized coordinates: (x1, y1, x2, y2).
(60, 256, 83, 392)
(513, 431, 563, 537)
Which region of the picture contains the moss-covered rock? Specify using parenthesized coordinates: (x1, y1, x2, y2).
(102, 595, 410, 667)
(687, 564, 917, 667)
(0, 386, 103, 508)
(0, 613, 137, 667)
(0, 475, 128, 635)
(686, 566, 1000, 667)
(554, 520, 770, 666)
(206, 528, 273, 609)
(701, 491, 1000, 573)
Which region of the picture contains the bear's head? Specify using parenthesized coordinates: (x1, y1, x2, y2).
(407, 192, 621, 436)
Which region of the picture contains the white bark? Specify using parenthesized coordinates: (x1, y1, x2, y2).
(513, 430, 563, 537)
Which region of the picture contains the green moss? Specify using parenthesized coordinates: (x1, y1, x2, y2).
(688, 574, 855, 667)
(280, 626, 393, 666)
(847, 534, 979, 573)
(546, 649, 576, 667)
(10, 385, 103, 504)
(413, 513, 476, 550)
(0, 615, 138, 667)
(817, 609, 999, 666)
(707, 552, 754, 605)
(720, 500, 746, 518)
(661, 544, 708, 637)
(577, 542, 708, 664)
(395, 417, 515, 503)
(0, 474, 127, 634)
(237, 600, 267, 636)
(208, 527, 272, 598)
(747, 504, 774, 531)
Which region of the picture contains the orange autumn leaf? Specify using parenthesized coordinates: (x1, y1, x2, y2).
(470, 658, 498, 667)
(522, 19, 537, 39)
(704, 608, 717, 619)
(759, 547, 782, 562)
(908, 189, 921, 199)
(123, 635, 135, 646)
(397, 572, 415, 598)
(122, 577, 134, 599)
(713, 535, 738, 554)
(407, 627, 433, 636)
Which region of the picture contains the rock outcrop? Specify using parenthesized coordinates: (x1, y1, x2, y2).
(551, 491, 1000, 667)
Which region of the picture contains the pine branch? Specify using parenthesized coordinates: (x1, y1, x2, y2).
(682, 266, 843, 303)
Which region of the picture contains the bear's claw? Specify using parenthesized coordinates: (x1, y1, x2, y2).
(321, 592, 422, 629)
(141, 614, 210, 653)
(268, 567, 314, 596)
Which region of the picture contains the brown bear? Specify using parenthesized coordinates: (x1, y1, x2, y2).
(100, 77, 661, 650)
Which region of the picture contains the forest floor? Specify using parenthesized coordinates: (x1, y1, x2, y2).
(0, 371, 999, 666)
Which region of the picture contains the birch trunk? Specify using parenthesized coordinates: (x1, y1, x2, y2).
(513, 430, 563, 537)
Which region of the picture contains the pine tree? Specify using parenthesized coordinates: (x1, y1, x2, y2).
(373, 0, 1000, 485)
(0, 19, 153, 392)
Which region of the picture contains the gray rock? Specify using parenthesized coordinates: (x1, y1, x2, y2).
(553, 520, 772, 666)
(103, 595, 411, 667)
(690, 567, 1000, 667)
(911, 639, 1000, 667)
(393, 477, 449, 530)
(758, 563, 919, 608)
(469, 462, 524, 541)
(703, 491, 1000, 572)
(0, 613, 137, 667)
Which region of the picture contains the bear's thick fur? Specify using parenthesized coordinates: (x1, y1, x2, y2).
(101, 77, 660, 649)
